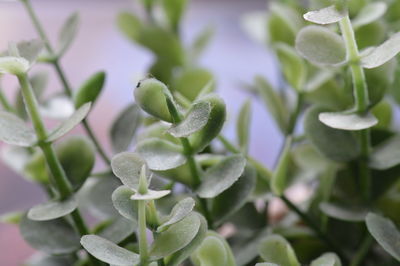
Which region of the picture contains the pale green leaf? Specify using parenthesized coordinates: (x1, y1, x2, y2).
(58, 13, 79, 56)
(47, 102, 91, 142)
(191, 236, 227, 266)
(28, 196, 77, 221)
(369, 135, 400, 170)
(0, 56, 30, 75)
(174, 68, 214, 101)
(271, 138, 292, 195)
(162, 0, 187, 32)
(39, 96, 74, 119)
(237, 100, 251, 153)
(130, 189, 171, 200)
(303, 5, 346, 25)
(296, 25, 346, 66)
(258, 234, 300, 266)
(74, 71, 105, 108)
(111, 152, 147, 190)
(197, 155, 246, 198)
(150, 212, 201, 260)
(319, 111, 378, 131)
(111, 185, 137, 221)
(361, 32, 400, 69)
(256, 263, 278, 266)
(168, 101, 211, 138)
(136, 138, 186, 171)
(240, 11, 267, 44)
(17, 40, 44, 63)
(319, 202, 367, 222)
(98, 217, 137, 244)
(0, 211, 23, 224)
(158, 197, 195, 232)
(366, 213, 400, 262)
(353, 2, 387, 29)
(81, 235, 140, 265)
(0, 111, 36, 146)
(310, 252, 341, 266)
(190, 26, 214, 61)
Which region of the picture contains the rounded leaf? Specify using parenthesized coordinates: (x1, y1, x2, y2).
(112, 185, 137, 221)
(98, 217, 137, 244)
(40, 96, 75, 120)
(191, 235, 227, 266)
(16, 40, 44, 64)
(0, 111, 36, 146)
(361, 32, 400, 69)
(174, 68, 214, 101)
(197, 155, 246, 198)
(0, 56, 30, 75)
(81, 235, 140, 265)
(74, 71, 105, 108)
(319, 111, 378, 131)
(258, 234, 300, 266)
(130, 189, 171, 201)
(369, 135, 400, 170)
(20, 214, 80, 255)
(111, 152, 147, 189)
(303, 5, 346, 25)
(136, 138, 186, 171)
(295, 25, 346, 66)
(353, 2, 387, 29)
(319, 202, 367, 222)
(28, 196, 77, 221)
(158, 197, 195, 232)
(58, 12, 80, 56)
(310, 252, 341, 266)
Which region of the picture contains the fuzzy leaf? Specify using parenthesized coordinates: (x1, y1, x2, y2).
(258, 234, 300, 266)
(111, 152, 147, 190)
(353, 2, 387, 29)
(366, 213, 400, 262)
(17, 40, 44, 63)
(20, 214, 80, 255)
(58, 13, 79, 56)
(28, 196, 77, 221)
(296, 25, 346, 66)
(47, 103, 91, 142)
(0, 56, 30, 75)
(81, 235, 140, 265)
(130, 189, 171, 201)
(168, 101, 211, 138)
(271, 138, 292, 195)
(361, 32, 400, 69)
(74, 71, 105, 108)
(150, 213, 201, 260)
(237, 100, 251, 153)
(319, 111, 378, 131)
(98, 217, 137, 244)
(310, 252, 341, 266)
(319, 202, 367, 222)
(158, 197, 195, 232)
(369, 135, 400, 170)
(197, 155, 246, 198)
(110, 104, 141, 153)
(0, 111, 36, 146)
(136, 138, 186, 171)
(304, 5, 346, 25)
(111, 185, 137, 221)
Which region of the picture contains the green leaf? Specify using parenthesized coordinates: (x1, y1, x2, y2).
(197, 155, 246, 198)
(162, 0, 187, 32)
(112, 185, 137, 221)
(211, 165, 256, 224)
(190, 26, 214, 61)
(371, 100, 392, 129)
(28, 196, 77, 221)
(16, 40, 44, 63)
(240, 11, 267, 44)
(117, 12, 142, 42)
(295, 25, 346, 66)
(47, 103, 91, 142)
(174, 68, 214, 101)
(304, 106, 360, 162)
(310, 252, 341, 266)
(369, 135, 400, 170)
(191, 232, 236, 266)
(23, 150, 49, 184)
(258, 234, 300, 266)
(165, 213, 208, 266)
(111, 152, 147, 190)
(58, 13, 79, 56)
(168, 101, 211, 138)
(136, 138, 186, 171)
(74, 71, 105, 108)
(57, 136, 95, 190)
(158, 197, 195, 232)
(256, 263, 278, 266)
(39, 96, 74, 120)
(236, 100, 251, 153)
(0, 211, 23, 224)
(275, 43, 306, 92)
(353, 2, 387, 29)
(110, 103, 141, 153)
(20, 214, 80, 255)
(319, 202, 367, 222)
(319, 111, 378, 131)
(98, 217, 137, 244)
(254, 76, 288, 133)
(0, 111, 36, 146)
(271, 138, 292, 195)
(150, 212, 201, 260)
(366, 213, 400, 262)
(303, 5, 346, 25)
(130, 189, 171, 200)
(361, 32, 400, 69)
(81, 235, 140, 265)
(25, 254, 75, 266)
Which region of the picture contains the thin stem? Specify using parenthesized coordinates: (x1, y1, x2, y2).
(0, 88, 14, 112)
(21, 0, 111, 165)
(286, 93, 303, 136)
(350, 235, 373, 266)
(339, 15, 371, 201)
(138, 200, 149, 266)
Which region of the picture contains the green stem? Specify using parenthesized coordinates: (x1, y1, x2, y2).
(18, 73, 100, 266)
(339, 15, 371, 201)
(21, 0, 111, 165)
(0, 88, 14, 112)
(286, 93, 303, 136)
(350, 235, 373, 266)
(138, 200, 149, 266)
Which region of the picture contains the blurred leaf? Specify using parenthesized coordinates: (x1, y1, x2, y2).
(23, 150, 49, 184)
(296, 26, 346, 66)
(258, 234, 300, 266)
(0, 56, 30, 75)
(197, 155, 246, 198)
(372, 100, 392, 129)
(158, 197, 195, 232)
(98, 217, 137, 244)
(303, 5, 346, 25)
(174, 68, 214, 101)
(110, 103, 141, 153)
(58, 13, 79, 57)
(162, 0, 187, 32)
(117, 12, 141, 41)
(28, 196, 77, 221)
(361, 32, 400, 69)
(319, 111, 377, 131)
(16, 40, 44, 64)
(190, 26, 214, 61)
(40, 95, 75, 120)
(74, 71, 105, 108)
(81, 235, 140, 265)
(319, 202, 367, 222)
(236, 100, 251, 153)
(310, 252, 341, 266)
(369, 135, 400, 170)
(240, 11, 267, 44)
(0, 211, 23, 224)
(47, 103, 91, 142)
(366, 213, 400, 262)
(271, 137, 292, 195)
(25, 254, 74, 266)
(0, 111, 36, 146)
(20, 214, 80, 255)
(352, 2, 387, 29)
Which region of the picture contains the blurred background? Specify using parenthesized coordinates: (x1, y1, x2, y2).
(0, 0, 283, 264)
